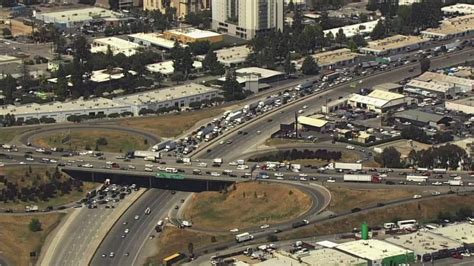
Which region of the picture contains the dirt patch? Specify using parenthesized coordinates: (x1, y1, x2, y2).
(280, 194, 474, 240)
(183, 182, 313, 230)
(32, 129, 149, 153)
(327, 185, 430, 213)
(0, 213, 65, 266)
(375, 139, 431, 159)
(0, 127, 31, 143)
(145, 226, 231, 265)
(119, 108, 223, 138)
(0, 165, 96, 210)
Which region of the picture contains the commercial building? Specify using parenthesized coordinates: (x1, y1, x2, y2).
(431, 223, 474, 247)
(146, 60, 202, 76)
(297, 116, 333, 132)
(445, 97, 474, 115)
(311, 48, 361, 69)
(212, 0, 284, 40)
(218, 67, 284, 93)
(347, 89, 407, 113)
(373, 82, 404, 93)
(398, 0, 421, 6)
(301, 248, 367, 266)
(163, 28, 223, 44)
(417, 72, 474, 93)
(405, 79, 456, 98)
(128, 33, 183, 50)
(323, 20, 380, 38)
(0, 98, 132, 123)
(393, 109, 452, 128)
(442, 4, 474, 15)
(360, 35, 429, 56)
(143, 0, 211, 19)
(34, 7, 120, 29)
(336, 239, 415, 266)
(421, 14, 474, 40)
(115, 83, 221, 114)
(213, 45, 251, 67)
(91, 37, 141, 56)
(386, 231, 464, 262)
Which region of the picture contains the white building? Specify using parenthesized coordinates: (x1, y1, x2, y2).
(128, 32, 184, 50)
(414, 71, 474, 94)
(431, 223, 474, 246)
(0, 98, 132, 122)
(34, 7, 120, 29)
(405, 79, 455, 97)
(309, 48, 361, 69)
(91, 37, 141, 57)
(442, 3, 474, 15)
(446, 96, 474, 114)
(146, 60, 202, 76)
(323, 20, 380, 38)
(212, 0, 284, 40)
(398, 0, 421, 6)
(348, 89, 407, 113)
(360, 35, 429, 56)
(421, 14, 474, 40)
(213, 45, 251, 67)
(115, 83, 221, 114)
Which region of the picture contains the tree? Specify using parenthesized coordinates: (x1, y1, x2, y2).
(187, 242, 194, 255)
(152, 72, 164, 86)
(376, 147, 401, 168)
(352, 34, 367, 47)
(283, 54, 296, 75)
(371, 20, 387, 40)
(348, 39, 358, 52)
(203, 49, 225, 75)
(72, 36, 90, 64)
(0, 74, 17, 104)
(419, 57, 431, 73)
(301, 56, 319, 75)
(29, 218, 42, 232)
(292, 8, 304, 33)
(401, 125, 429, 143)
(287, 0, 295, 12)
(222, 69, 244, 101)
(55, 64, 68, 99)
(2, 28, 11, 37)
(108, 0, 118, 10)
(335, 28, 347, 44)
(185, 11, 211, 28)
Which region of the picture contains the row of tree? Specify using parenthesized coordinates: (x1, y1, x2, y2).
(249, 148, 342, 162)
(400, 126, 453, 144)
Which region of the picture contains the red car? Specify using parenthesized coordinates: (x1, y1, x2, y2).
(452, 253, 463, 260)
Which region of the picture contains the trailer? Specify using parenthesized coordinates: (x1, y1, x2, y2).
(197, 126, 214, 139)
(416, 167, 429, 172)
(225, 111, 243, 123)
(133, 150, 161, 159)
(235, 232, 254, 243)
(163, 142, 177, 152)
(446, 180, 463, 186)
(343, 174, 381, 183)
(213, 158, 223, 167)
(334, 162, 362, 171)
(295, 81, 313, 91)
(406, 175, 428, 182)
(152, 140, 172, 152)
(432, 168, 447, 174)
(322, 71, 340, 82)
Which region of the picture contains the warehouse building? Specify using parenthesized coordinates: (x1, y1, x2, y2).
(323, 20, 380, 38)
(301, 248, 368, 266)
(347, 89, 407, 113)
(445, 97, 474, 114)
(386, 231, 464, 262)
(311, 48, 361, 69)
(373, 82, 404, 93)
(421, 14, 474, 40)
(0, 98, 131, 123)
(146, 60, 202, 76)
(393, 109, 452, 128)
(404, 79, 456, 98)
(336, 239, 415, 265)
(360, 35, 429, 56)
(91, 37, 141, 56)
(128, 32, 183, 50)
(297, 115, 333, 132)
(163, 28, 223, 44)
(213, 45, 251, 67)
(417, 72, 474, 93)
(431, 223, 474, 249)
(34, 7, 120, 29)
(442, 3, 474, 15)
(115, 83, 221, 115)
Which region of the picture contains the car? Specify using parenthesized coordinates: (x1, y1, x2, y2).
(121, 234, 126, 238)
(274, 172, 284, 177)
(226, 140, 233, 144)
(109, 252, 115, 257)
(26, 157, 34, 161)
(299, 173, 307, 177)
(302, 105, 308, 109)
(134, 215, 140, 220)
(124, 228, 130, 234)
(431, 191, 441, 196)
(144, 167, 153, 172)
(124, 252, 129, 257)
(128, 165, 136, 169)
(230, 228, 239, 233)
(413, 194, 422, 199)
(298, 109, 304, 114)
(327, 178, 336, 183)
(260, 224, 270, 229)
(101, 253, 107, 258)
(256, 131, 261, 135)
(211, 172, 221, 176)
(175, 205, 179, 210)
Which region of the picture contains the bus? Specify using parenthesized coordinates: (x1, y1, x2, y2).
(163, 253, 185, 266)
(397, 219, 418, 230)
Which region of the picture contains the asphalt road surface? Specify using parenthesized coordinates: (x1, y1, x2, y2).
(90, 189, 183, 266)
(197, 48, 474, 160)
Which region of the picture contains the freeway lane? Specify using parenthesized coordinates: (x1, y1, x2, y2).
(90, 189, 185, 266)
(198, 48, 474, 161)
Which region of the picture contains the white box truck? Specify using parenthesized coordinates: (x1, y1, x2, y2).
(334, 162, 362, 171)
(447, 180, 463, 186)
(343, 174, 381, 183)
(213, 158, 223, 167)
(235, 232, 254, 243)
(406, 176, 428, 182)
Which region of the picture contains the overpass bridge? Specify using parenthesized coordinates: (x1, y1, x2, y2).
(62, 167, 236, 192)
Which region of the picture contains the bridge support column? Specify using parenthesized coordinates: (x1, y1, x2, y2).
(149, 176, 152, 188)
(206, 180, 209, 191)
(91, 172, 95, 183)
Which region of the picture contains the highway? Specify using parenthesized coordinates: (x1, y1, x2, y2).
(90, 189, 186, 266)
(197, 48, 474, 160)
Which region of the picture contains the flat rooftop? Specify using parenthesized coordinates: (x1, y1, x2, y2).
(214, 45, 251, 65)
(417, 71, 474, 88)
(92, 37, 141, 50)
(298, 116, 329, 128)
(116, 83, 221, 105)
(431, 223, 474, 244)
(386, 230, 463, 256)
(406, 79, 453, 93)
(442, 4, 474, 15)
(128, 33, 184, 49)
(349, 94, 389, 108)
(323, 20, 380, 38)
(368, 89, 405, 101)
(164, 28, 221, 39)
(301, 248, 368, 266)
(364, 35, 427, 52)
(90, 68, 136, 83)
(447, 96, 474, 107)
(0, 98, 129, 117)
(421, 14, 474, 36)
(35, 7, 119, 23)
(373, 82, 403, 91)
(146, 60, 202, 75)
(312, 48, 360, 66)
(218, 67, 284, 84)
(336, 239, 413, 261)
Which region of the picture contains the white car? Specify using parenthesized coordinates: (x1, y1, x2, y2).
(198, 162, 207, 167)
(299, 177, 307, 181)
(327, 178, 336, 183)
(432, 181, 442, 186)
(299, 173, 307, 177)
(82, 164, 93, 168)
(230, 228, 239, 233)
(346, 145, 355, 150)
(260, 224, 270, 229)
(26, 157, 34, 161)
(431, 191, 441, 196)
(124, 228, 130, 234)
(302, 105, 308, 109)
(50, 159, 57, 163)
(211, 172, 221, 177)
(228, 161, 238, 166)
(276, 177, 284, 180)
(298, 109, 304, 114)
(144, 168, 153, 172)
(128, 165, 136, 169)
(274, 172, 284, 177)
(134, 215, 140, 220)
(145, 164, 154, 168)
(413, 194, 422, 199)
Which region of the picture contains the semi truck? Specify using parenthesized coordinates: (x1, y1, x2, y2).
(322, 71, 340, 82)
(133, 150, 161, 159)
(163, 142, 177, 152)
(343, 174, 381, 183)
(152, 140, 172, 152)
(334, 162, 362, 171)
(235, 232, 254, 243)
(406, 175, 428, 182)
(196, 126, 214, 140)
(432, 168, 447, 174)
(225, 111, 243, 123)
(446, 180, 463, 186)
(213, 158, 223, 167)
(295, 81, 313, 91)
